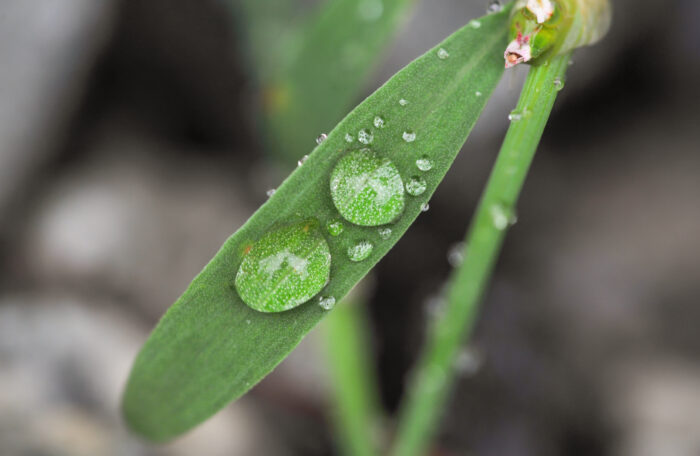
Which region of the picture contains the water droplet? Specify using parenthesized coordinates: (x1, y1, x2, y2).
(568, 59, 574, 66)
(416, 156, 433, 171)
(318, 295, 336, 310)
(425, 294, 446, 319)
(330, 148, 405, 226)
(469, 19, 482, 29)
(436, 48, 450, 60)
(298, 154, 309, 166)
(347, 240, 373, 262)
(358, 129, 374, 145)
(357, 0, 383, 21)
(553, 77, 565, 91)
(234, 219, 332, 313)
(508, 110, 523, 122)
(316, 133, 328, 145)
(266, 188, 276, 198)
(490, 204, 516, 230)
(326, 219, 344, 236)
(405, 176, 427, 196)
(420, 203, 430, 212)
(344, 133, 354, 143)
(447, 242, 465, 267)
(402, 131, 416, 142)
(378, 227, 392, 239)
(454, 347, 483, 376)
(487, 1, 502, 13)
(399, 98, 409, 106)
(373, 116, 385, 128)
(475, 90, 483, 97)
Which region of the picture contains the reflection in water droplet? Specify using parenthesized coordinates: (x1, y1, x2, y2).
(266, 188, 276, 198)
(421, 203, 430, 212)
(330, 148, 405, 226)
(373, 116, 385, 128)
(234, 219, 332, 313)
(399, 98, 409, 106)
(405, 176, 427, 196)
(326, 219, 344, 236)
(347, 240, 373, 262)
(447, 242, 465, 267)
(553, 76, 565, 91)
(487, 1, 502, 13)
(316, 133, 328, 145)
(358, 129, 374, 145)
(378, 227, 392, 239)
(298, 155, 309, 166)
(318, 296, 336, 310)
(402, 131, 416, 143)
(345, 133, 354, 143)
(416, 156, 433, 171)
(437, 48, 450, 60)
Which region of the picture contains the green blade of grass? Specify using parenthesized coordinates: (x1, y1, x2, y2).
(122, 8, 511, 442)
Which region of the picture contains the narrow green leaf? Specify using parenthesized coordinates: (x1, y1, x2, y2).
(122, 8, 511, 442)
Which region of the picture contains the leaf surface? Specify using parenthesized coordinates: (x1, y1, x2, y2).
(123, 8, 511, 441)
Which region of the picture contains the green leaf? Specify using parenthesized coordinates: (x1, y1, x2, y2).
(122, 8, 511, 442)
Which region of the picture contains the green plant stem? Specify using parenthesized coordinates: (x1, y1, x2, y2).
(390, 53, 572, 456)
(324, 295, 382, 456)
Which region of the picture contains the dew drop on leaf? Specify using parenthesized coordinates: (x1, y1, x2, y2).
(405, 176, 427, 196)
(373, 116, 385, 128)
(234, 219, 331, 313)
(489, 204, 516, 230)
(398, 98, 409, 106)
(358, 129, 374, 145)
(316, 133, 328, 144)
(347, 240, 373, 262)
(377, 227, 392, 239)
(469, 19, 482, 29)
(330, 148, 405, 226)
(436, 48, 450, 60)
(326, 219, 344, 236)
(318, 296, 336, 310)
(345, 133, 355, 143)
(487, 1, 502, 13)
(402, 131, 416, 142)
(266, 188, 276, 198)
(298, 155, 309, 166)
(416, 156, 433, 171)
(553, 77, 565, 91)
(421, 202, 430, 212)
(475, 90, 483, 97)
(508, 110, 523, 122)
(447, 242, 465, 267)
(454, 346, 482, 376)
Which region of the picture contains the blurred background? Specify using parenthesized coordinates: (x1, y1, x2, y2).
(1, 0, 699, 455)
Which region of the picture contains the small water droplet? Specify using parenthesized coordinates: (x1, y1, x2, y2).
(330, 148, 405, 226)
(378, 227, 392, 239)
(416, 156, 433, 171)
(246, 319, 251, 325)
(347, 240, 373, 262)
(234, 219, 332, 312)
(402, 131, 416, 142)
(298, 154, 309, 166)
(454, 347, 483, 376)
(326, 219, 344, 236)
(373, 116, 385, 129)
(318, 295, 336, 310)
(398, 98, 409, 106)
(405, 176, 427, 196)
(490, 204, 516, 230)
(568, 59, 574, 66)
(316, 133, 328, 145)
(425, 294, 446, 319)
(475, 90, 483, 97)
(344, 133, 354, 143)
(469, 19, 482, 29)
(436, 48, 450, 60)
(420, 203, 430, 212)
(266, 188, 276, 198)
(447, 242, 465, 267)
(487, 0, 502, 13)
(508, 110, 523, 122)
(553, 76, 565, 91)
(358, 129, 374, 145)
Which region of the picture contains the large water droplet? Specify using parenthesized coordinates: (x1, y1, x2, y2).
(399, 98, 409, 106)
(318, 296, 336, 310)
(416, 156, 433, 171)
(234, 219, 331, 313)
(437, 48, 450, 60)
(347, 240, 373, 262)
(373, 116, 385, 128)
(345, 133, 354, 143)
(330, 149, 405, 226)
(326, 219, 344, 236)
(316, 133, 328, 145)
(405, 176, 427, 196)
(402, 131, 416, 142)
(358, 129, 374, 145)
(487, 1, 502, 13)
(378, 227, 392, 239)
